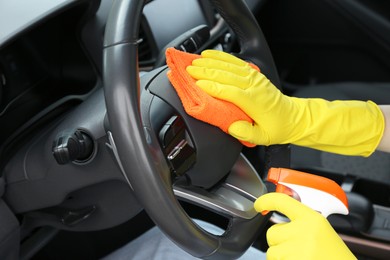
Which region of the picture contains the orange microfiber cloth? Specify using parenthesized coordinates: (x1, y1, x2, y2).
(166, 47, 256, 147)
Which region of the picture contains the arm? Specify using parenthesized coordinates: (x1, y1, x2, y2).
(187, 50, 385, 157)
(377, 105, 390, 152)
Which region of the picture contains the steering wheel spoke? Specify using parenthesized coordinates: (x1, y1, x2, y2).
(174, 154, 266, 220)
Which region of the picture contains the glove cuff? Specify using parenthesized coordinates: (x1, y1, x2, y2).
(291, 98, 384, 157)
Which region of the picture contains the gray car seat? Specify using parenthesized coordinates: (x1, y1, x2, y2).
(290, 82, 390, 185)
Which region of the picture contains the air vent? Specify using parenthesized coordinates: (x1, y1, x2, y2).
(138, 25, 154, 66)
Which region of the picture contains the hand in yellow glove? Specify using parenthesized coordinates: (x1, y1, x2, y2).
(254, 193, 356, 260)
(186, 50, 384, 156)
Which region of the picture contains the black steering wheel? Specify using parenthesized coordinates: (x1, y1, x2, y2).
(103, 0, 287, 258)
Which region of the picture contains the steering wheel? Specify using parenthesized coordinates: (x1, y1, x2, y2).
(103, 0, 287, 258)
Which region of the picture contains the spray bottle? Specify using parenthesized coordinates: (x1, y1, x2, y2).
(266, 167, 348, 217)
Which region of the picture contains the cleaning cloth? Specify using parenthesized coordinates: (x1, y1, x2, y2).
(166, 47, 255, 147)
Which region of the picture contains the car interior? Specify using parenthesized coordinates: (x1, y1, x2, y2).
(0, 0, 389, 259)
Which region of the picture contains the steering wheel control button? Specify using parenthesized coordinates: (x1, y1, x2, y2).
(52, 130, 94, 164)
(159, 115, 185, 149)
(159, 116, 196, 176)
(167, 139, 188, 160)
(167, 139, 196, 176)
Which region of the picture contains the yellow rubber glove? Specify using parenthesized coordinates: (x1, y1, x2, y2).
(186, 50, 385, 156)
(254, 193, 356, 260)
